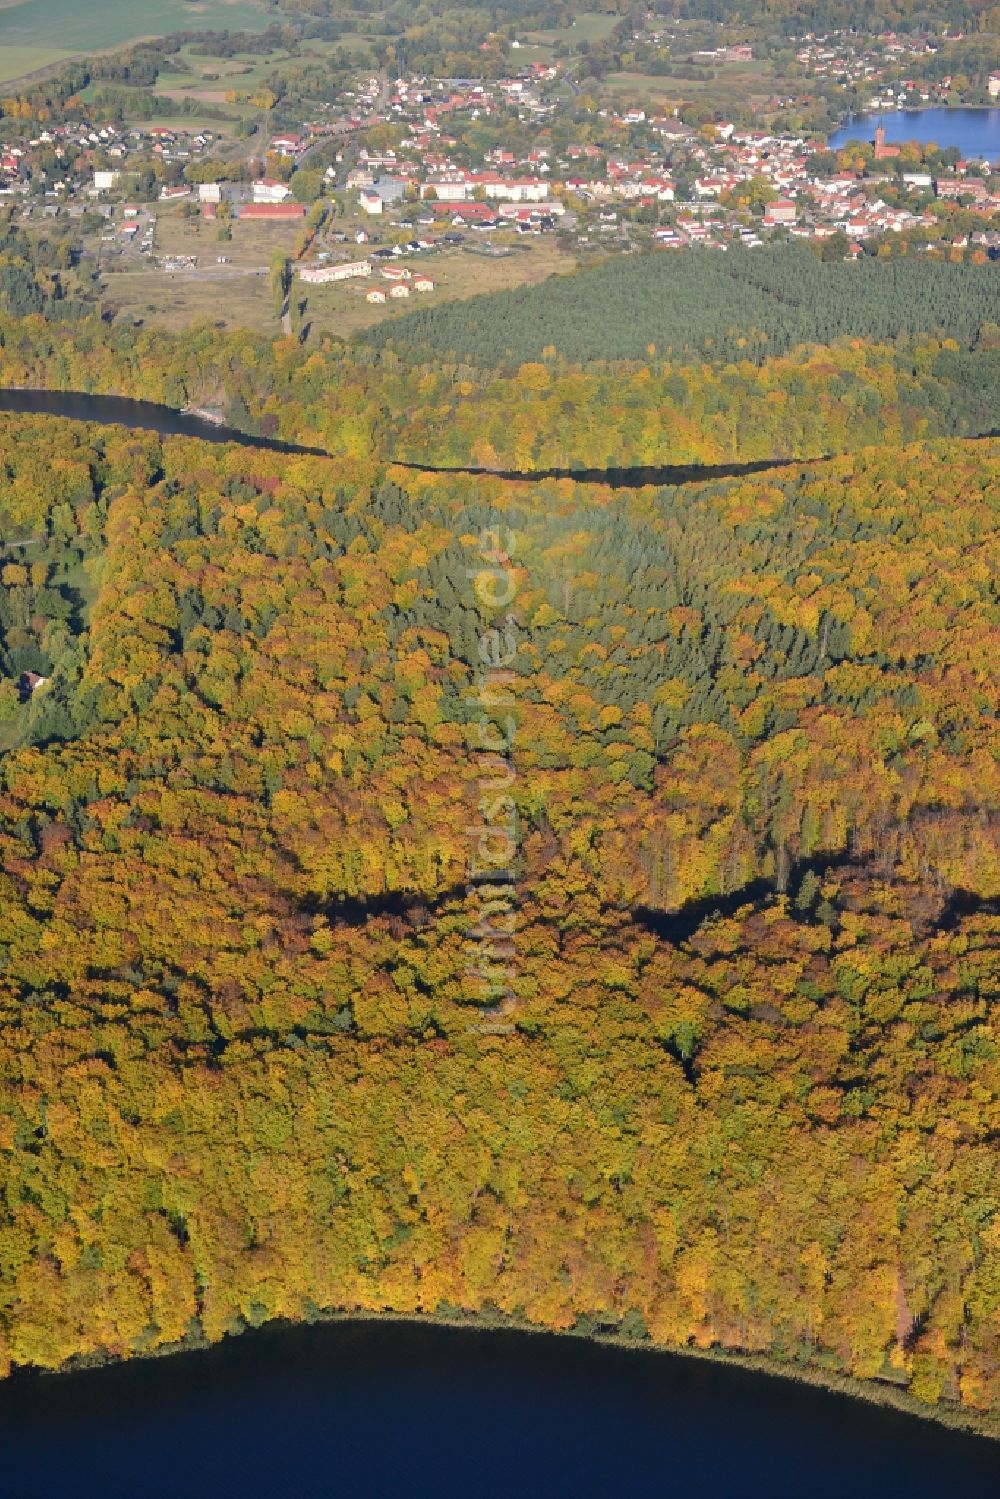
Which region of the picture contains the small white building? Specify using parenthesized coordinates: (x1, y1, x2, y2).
(366, 287, 387, 303)
(359, 188, 384, 215)
(198, 182, 222, 204)
(253, 179, 292, 204)
(93, 170, 120, 193)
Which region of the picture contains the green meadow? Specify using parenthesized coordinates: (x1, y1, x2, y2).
(525, 12, 620, 47)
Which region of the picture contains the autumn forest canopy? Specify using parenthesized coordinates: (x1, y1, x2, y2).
(0, 133, 998, 1444)
(0, 396, 996, 1432)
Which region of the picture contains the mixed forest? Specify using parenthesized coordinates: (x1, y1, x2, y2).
(2, 234, 1000, 468)
(0, 407, 997, 1433)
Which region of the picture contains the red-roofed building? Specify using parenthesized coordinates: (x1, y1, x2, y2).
(239, 202, 305, 221)
(764, 198, 797, 225)
(874, 125, 900, 161)
(430, 201, 496, 222)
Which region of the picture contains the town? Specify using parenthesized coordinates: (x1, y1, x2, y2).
(1, 14, 998, 339)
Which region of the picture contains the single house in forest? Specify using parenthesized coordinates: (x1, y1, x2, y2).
(18, 671, 47, 699)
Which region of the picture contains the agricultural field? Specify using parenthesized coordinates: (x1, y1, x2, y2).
(0, 0, 270, 54)
(156, 61, 260, 97)
(297, 238, 578, 341)
(0, 45, 74, 88)
(151, 72, 240, 106)
(602, 58, 783, 112)
(601, 71, 681, 104)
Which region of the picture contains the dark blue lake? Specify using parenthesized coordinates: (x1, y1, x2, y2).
(0, 1319, 998, 1499)
(829, 107, 1000, 160)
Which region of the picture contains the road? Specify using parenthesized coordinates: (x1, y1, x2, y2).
(293, 70, 393, 187)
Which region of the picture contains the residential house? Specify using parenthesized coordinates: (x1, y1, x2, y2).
(763, 198, 797, 225)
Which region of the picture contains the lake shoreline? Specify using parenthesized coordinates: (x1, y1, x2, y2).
(9, 1302, 1000, 1445)
(2, 384, 999, 494)
(828, 104, 1000, 154)
(836, 103, 1000, 120)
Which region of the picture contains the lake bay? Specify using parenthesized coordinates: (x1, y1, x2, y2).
(828, 108, 1000, 160)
